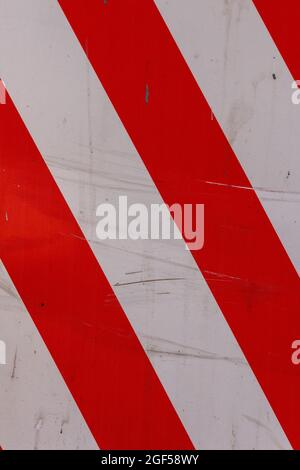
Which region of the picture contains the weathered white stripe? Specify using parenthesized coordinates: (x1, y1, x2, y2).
(0, 263, 98, 450)
(0, 0, 290, 449)
(155, 0, 300, 273)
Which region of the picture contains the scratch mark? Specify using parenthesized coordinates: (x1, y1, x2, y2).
(114, 278, 184, 287)
(146, 347, 246, 366)
(125, 270, 143, 275)
(11, 349, 17, 379)
(58, 232, 86, 242)
(204, 180, 300, 196)
(204, 270, 245, 282)
(143, 334, 247, 366)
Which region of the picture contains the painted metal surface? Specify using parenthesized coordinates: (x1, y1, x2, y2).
(0, 0, 299, 450)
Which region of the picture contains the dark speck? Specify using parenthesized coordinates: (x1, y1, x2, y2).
(272, 73, 277, 80)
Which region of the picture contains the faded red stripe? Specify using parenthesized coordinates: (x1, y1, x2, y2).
(58, 0, 300, 448)
(0, 93, 193, 450)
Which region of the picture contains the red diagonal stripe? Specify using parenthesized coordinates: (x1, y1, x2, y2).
(0, 93, 193, 450)
(58, 0, 300, 448)
(253, 1, 300, 81)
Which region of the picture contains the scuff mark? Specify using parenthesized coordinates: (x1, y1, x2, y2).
(34, 414, 44, 450)
(60, 417, 69, 435)
(231, 424, 237, 450)
(243, 414, 284, 450)
(0, 280, 19, 299)
(225, 99, 253, 146)
(92, 238, 199, 271)
(145, 84, 150, 104)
